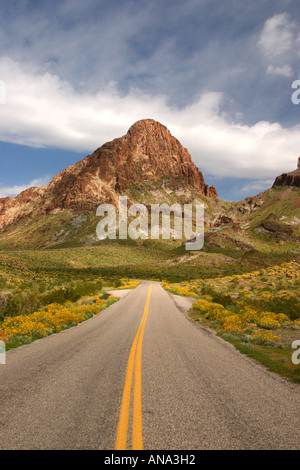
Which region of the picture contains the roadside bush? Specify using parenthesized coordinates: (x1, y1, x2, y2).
(1, 292, 42, 318)
(250, 330, 278, 346)
(256, 313, 281, 330)
(41, 281, 102, 306)
(200, 286, 233, 308)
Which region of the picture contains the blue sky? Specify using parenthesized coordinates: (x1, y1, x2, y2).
(0, 0, 300, 201)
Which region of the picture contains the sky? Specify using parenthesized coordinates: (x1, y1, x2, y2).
(0, 0, 300, 201)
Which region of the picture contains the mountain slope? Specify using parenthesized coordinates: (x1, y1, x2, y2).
(0, 119, 217, 229)
(0, 119, 299, 269)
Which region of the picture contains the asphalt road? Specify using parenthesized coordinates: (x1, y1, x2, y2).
(0, 280, 299, 450)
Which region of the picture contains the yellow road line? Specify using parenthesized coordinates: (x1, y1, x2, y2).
(132, 285, 151, 450)
(115, 283, 151, 450)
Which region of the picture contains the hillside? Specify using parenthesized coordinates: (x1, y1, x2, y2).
(0, 121, 299, 384)
(0, 119, 217, 230)
(0, 119, 299, 283)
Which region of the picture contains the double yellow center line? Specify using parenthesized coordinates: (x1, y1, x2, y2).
(115, 283, 151, 450)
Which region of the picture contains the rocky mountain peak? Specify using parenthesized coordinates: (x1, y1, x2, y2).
(0, 119, 218, 229)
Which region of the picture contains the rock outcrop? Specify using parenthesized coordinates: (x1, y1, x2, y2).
(272, 169, 300, 189)
(0, 119, 218, 229)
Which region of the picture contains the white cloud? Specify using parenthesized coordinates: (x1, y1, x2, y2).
(0, 176, 51, 198)
(266, 64, 293, 78)
(258, 13, 300, 80)
(241, 179, 275, 195)
(0, 56, 299, 182)
(258, 13, 295, 58)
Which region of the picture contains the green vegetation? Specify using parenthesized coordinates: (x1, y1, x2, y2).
(1, 293, 120, 350)
(163, 260, 300, 384)
(0, 183, 299, 383)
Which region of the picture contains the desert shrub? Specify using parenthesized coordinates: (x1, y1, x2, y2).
(251, 295, 299, 320)
(256, 313, 281, 330)
(41, 281, 102, 306)
(112, 279, 123, 288)
(1, 292, 42, 318)
(0, 294, 117, 345)
(200, 286, 234, 309)
(221, 314, 243, 334)
(250, 330, 278, 346)
(0, 279, 103, 319)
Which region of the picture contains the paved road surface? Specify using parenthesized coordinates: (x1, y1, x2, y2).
(0, 281, 299, 450)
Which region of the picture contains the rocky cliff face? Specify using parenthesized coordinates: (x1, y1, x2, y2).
(272, 169, 300, 189)
(0, 119, 217, 229)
